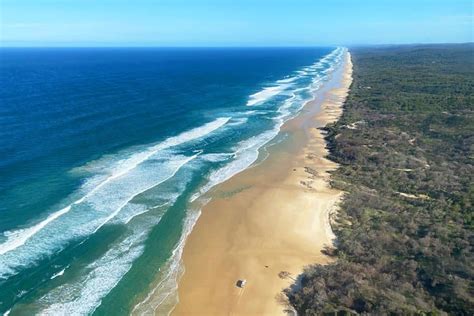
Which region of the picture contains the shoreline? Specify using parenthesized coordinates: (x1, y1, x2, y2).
(171, 52, 353, 316)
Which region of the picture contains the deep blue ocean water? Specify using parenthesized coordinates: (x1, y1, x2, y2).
(0, 47, 344, 315)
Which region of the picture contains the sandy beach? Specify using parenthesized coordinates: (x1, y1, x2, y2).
(172, 52, 353, 316)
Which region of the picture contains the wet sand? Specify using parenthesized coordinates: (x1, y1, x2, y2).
(172, 52, 353, 316)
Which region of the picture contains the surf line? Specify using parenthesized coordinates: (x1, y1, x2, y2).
(0, 118, 229, 255)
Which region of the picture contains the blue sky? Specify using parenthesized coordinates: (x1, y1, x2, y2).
(1, 0, 472, 46)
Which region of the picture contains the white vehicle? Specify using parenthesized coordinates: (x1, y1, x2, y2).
(236, 279, 247, 288)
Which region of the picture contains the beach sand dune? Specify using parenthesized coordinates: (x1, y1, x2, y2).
(172, 52, 353, 316)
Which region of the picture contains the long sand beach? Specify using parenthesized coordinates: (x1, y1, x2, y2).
(0, 47, 347, 315)
(172, 52, 353, 315)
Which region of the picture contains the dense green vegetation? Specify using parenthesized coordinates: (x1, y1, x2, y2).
(286, 44, 474, 315)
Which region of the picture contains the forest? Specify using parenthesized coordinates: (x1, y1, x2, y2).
(285, 44, 474, 315)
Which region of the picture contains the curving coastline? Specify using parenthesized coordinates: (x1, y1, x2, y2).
(0, 48, 346, 315)
(171, 52, 353, 315)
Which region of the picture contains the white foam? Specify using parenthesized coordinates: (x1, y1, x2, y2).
(39, 230, 148, 316)
(276, 76, 298, 84)
(119, 202, 170, 225)
(50, 267, 67, 280)
(227, 117, 248, 126)
(200, 153, 234, 163)
(90, 154, 197, 231)
(191, 47, 345, 203)
(246, 48, 344, 108)
(34, 163, 195, 315)
(131, 208, 201, 316)
(0, 117, 229, 257)
(245, 110, 268, 115)
(246, 84, 289, 106)
(191, 125, 281, 203)
(0, 116, 230, 280)
(0, 154, 198, 279)
(0, 206, 72, 256)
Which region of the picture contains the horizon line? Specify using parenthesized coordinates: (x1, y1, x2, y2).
(1, 42, 472, 49)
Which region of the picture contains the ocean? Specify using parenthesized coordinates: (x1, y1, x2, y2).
(0, 47, 345, 315)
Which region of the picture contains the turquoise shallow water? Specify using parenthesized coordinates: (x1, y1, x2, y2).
(0, 47, 345, 315)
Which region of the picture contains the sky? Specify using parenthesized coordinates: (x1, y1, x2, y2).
(0, 0, 472, 46)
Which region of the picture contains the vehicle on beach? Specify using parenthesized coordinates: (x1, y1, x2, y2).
(236, 279, 247, 288)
